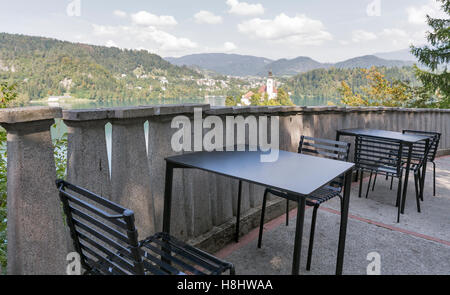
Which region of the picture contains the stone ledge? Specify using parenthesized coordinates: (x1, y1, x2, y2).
(188, 198, 296, 254)
(437, 148, 450, 157)
(19, 104, 450, 124)
(112, 106, 157, 119)
(154, 103, 210, 116)
(205, 107, 234, 116)
(63, 108, 111, 121)
(0, 106, 62, 124)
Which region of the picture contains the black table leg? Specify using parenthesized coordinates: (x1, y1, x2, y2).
(336, 169, 352, 275)
(292, 196, 306, 275)
(162, 161, 175, 266)
(235, 180, 243, 242)
(162, 161, 174, 234)
(419, 139, 429, 201)
(401, 145, 413, 215)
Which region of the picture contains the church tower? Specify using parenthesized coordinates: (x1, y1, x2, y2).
(266, 71, 275, 99)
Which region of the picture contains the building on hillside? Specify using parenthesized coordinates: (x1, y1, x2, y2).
(241, 72, 277, 106)
(240, 91, 254, 106)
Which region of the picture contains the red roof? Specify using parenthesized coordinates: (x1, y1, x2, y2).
(243, 91, 254, 99)
(258, 85, 277, 94)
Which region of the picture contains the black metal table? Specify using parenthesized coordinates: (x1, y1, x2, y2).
(336, 128, 430, 220)
(163, 149, 354, 275)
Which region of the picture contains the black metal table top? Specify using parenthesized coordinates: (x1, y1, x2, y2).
(337, 128, 429, 143)
(166, 149, 354, 197)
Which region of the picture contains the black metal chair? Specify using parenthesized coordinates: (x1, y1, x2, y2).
(402, 130, 441, 197)
(56, 180, 235, 275)
(354, 135, 421, 222)
(257, 136, 351, 271)
(370, 131, 437, 204)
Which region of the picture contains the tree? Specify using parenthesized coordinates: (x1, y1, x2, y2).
(276, 89, 294, 106)
(410, 0, 449, 108)
(339, 67, 413, 107)
(250, 92, 262, 105)
(0, 81, 15, 273)
(0, 82, 17, 107)
(225, 95, 236, 106)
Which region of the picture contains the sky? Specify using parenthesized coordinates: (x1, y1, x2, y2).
(0, 0, 446, 62)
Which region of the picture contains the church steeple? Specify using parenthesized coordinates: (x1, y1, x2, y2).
(266, 71, 275, 99)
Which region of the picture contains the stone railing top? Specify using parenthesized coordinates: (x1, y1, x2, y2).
(2, 104, 448, 124)
(62, 108, 111, 121)
(0, 106, 62, 124)
(63, 103, 211, 121)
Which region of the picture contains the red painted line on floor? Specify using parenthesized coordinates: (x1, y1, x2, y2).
(216, 202, 450, 259)
(215, 206, 304, 259)
(319, 206, 450, 247)
(215, 154, 450, 258)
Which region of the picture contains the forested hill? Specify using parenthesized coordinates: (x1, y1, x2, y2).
(166, 53, 273, 76)
(284, 66, 419, 102)
(0, 33, 203, 101)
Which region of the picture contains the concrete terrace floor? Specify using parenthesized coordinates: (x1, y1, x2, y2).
(216, 156, 450, 275)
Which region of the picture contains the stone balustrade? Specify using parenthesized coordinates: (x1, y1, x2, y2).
(1, 104, 449, 274)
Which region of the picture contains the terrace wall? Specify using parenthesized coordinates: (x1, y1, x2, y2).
(1, 105, 449, 274)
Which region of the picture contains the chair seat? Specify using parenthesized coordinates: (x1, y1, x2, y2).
(356, 163, 400, 176)
(376, 165, 399, 175)
(91, 232, 233, 275)
(401, 160, 422, 173)
(266, 185, 341, 207)
(138, 232, 234, 275)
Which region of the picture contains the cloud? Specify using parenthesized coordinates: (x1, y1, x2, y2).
(223, 42, 237, 51)
(344, 28, 422, 50)
(92, 24, 197, 52)
(226, 0, 264, 16)
(113, 10, 127, 18)
(351, 30, 378, 43)
(406, 0, 446, 25)
(105, 40, 118, 48)
(237, 13, 332, 45)
(194, 10, 223, 24)
(380, 28, 408, 38)
(92, 24, 119, 36)
(131, 11, 177, 27)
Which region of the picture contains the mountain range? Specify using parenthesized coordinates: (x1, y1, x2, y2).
(166, 52, 416, 77)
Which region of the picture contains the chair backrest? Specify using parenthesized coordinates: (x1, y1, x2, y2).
(403, 130, 441, 162)
(298, 135, 351, 188)
(354, 135, 403, 176)
(56, 180, 145, 275)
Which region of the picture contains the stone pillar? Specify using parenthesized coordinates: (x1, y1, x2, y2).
(148, 104, 210, 240)
(148, 115, 189, 239)
(110, 107, 156, 238)
(63, 109, 111, 197)
(204, 107, 235, 227)
(0, 107, 67, 274)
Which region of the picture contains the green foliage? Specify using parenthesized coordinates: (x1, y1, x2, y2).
(248, 88, 294, 106)
(0, 33, 209, 102)
(0, 82, 17, 107)
(339, 67, 414, 107)
(225, 95, 237, 106)
(285, 66, 418, 105)
(410, 0, 449, 107)
(0, 81, 12, 273)
(0, 146, 6, 274)
(53, 132, 68, 180)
